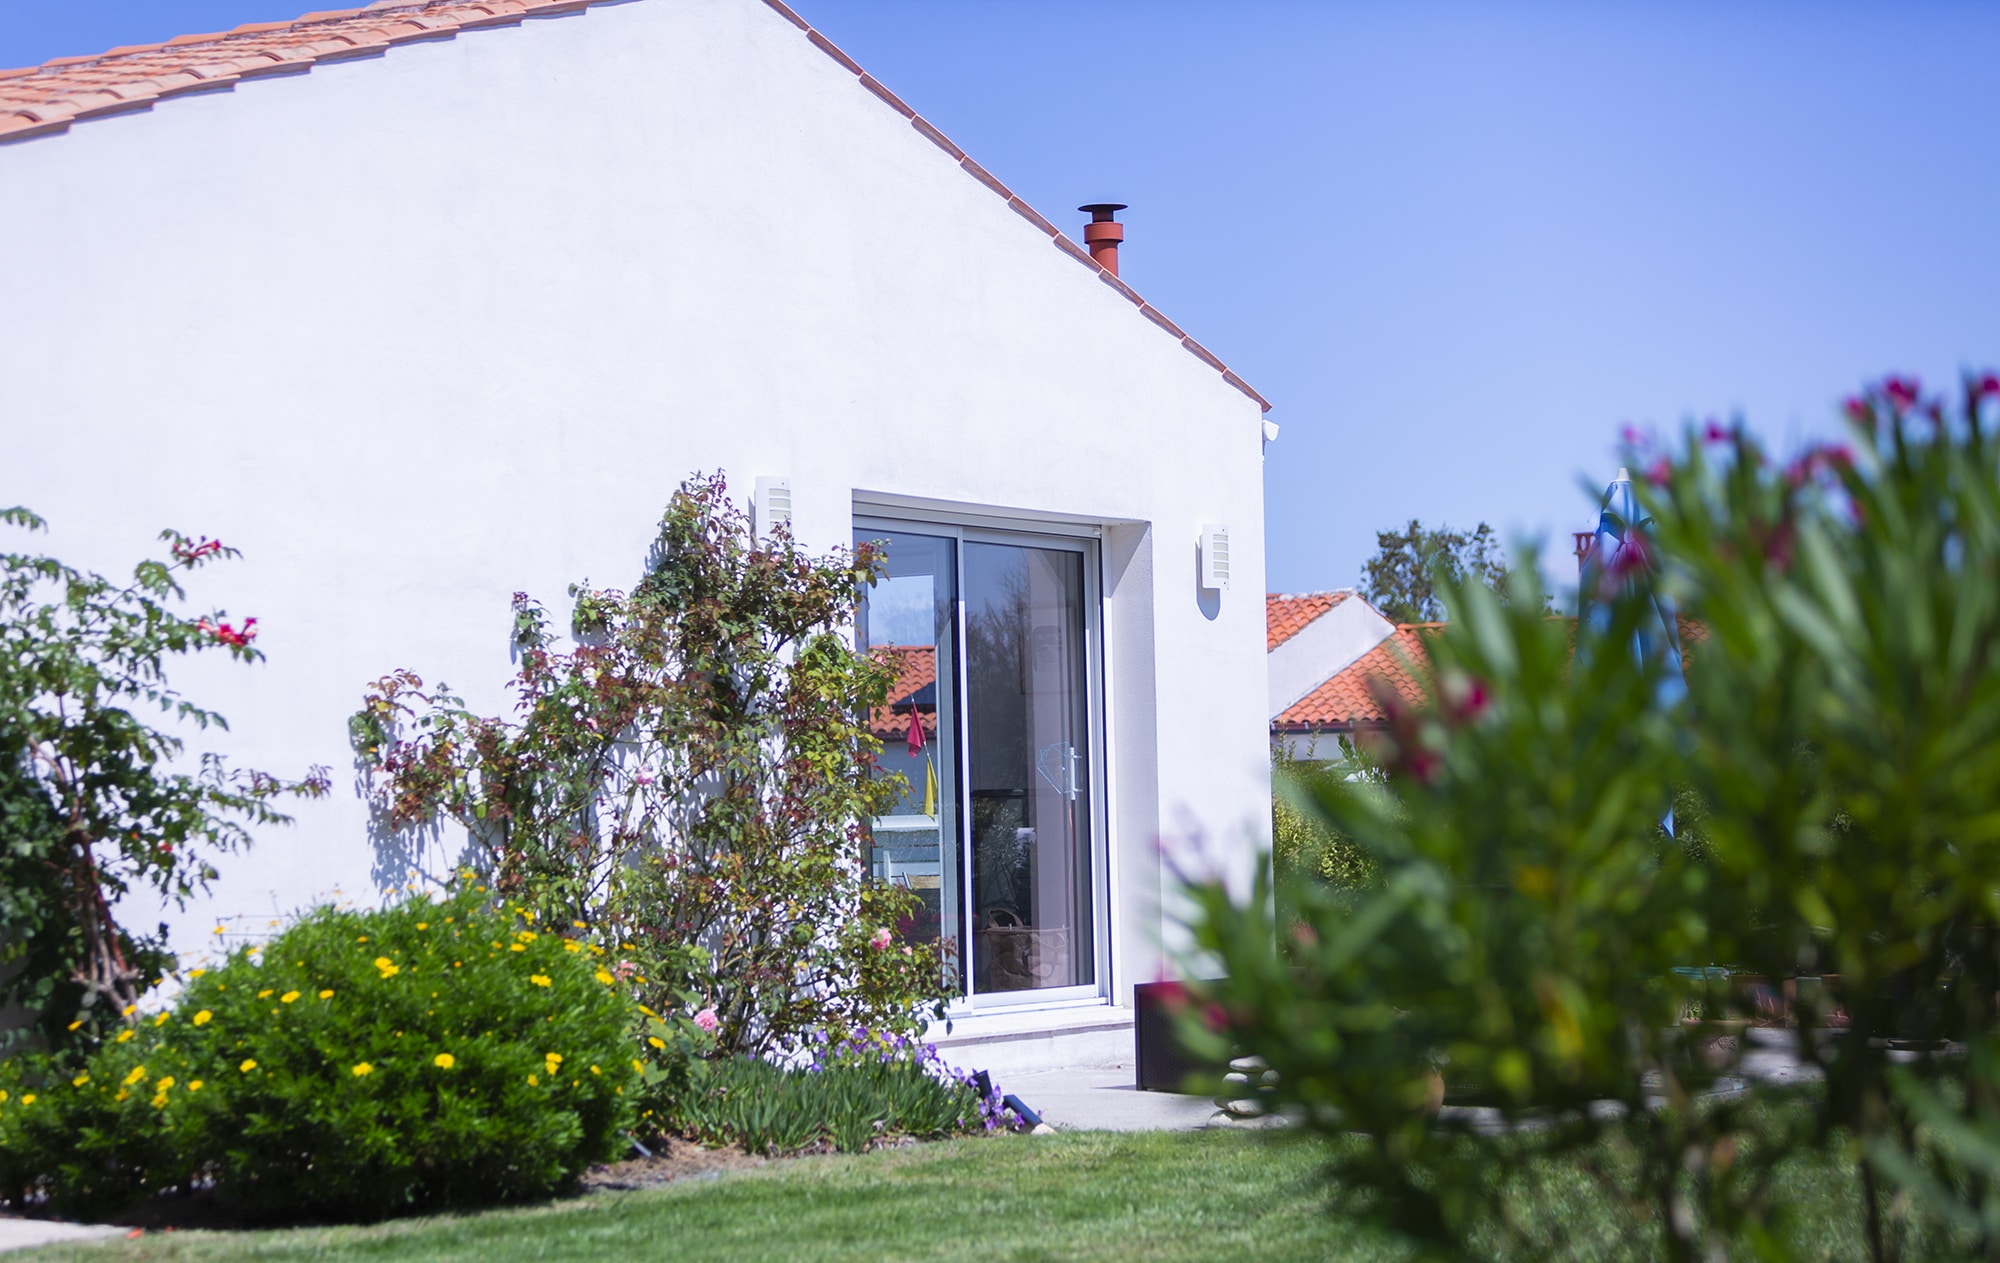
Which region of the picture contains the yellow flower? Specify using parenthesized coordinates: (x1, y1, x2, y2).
(434, 1053, 456, 1070)
(374, 956, 400, 978)
(122, 1004, 137, 1017)
(530, 974, 552, 988)
(572, 921, 587, 930)
(590, 1065, 601, 1076)
(318, 990, 334, 1000)
(527, 1074, 540, 1086)
(647, 1036, 666, 1050)
(115, 1029, 135, 1044)
(0, 1089, 7, 1102)
(123, 1066, 148, 1087)
(188, 1081, 203, 1093)
(416, 922, 429, 931)
(66, 1019, 83, 1031)
(517, 931, 538, 943)
(150, 1094, 169, 1109)
(638, 1004, 657, 1017)
(509, 944, 526, 953)
(71, 1073, 89, 1087)
(357, 936, 369, 943)
(115, 1090, 130, 1102)
(632, 1060, 645, 1074)
(594, 969, 615, 986)
(153, 1012, 170, 1027)
(352, 1063, 374, 1077)
(280, 991, 300, 1004)
(192, 1010, 212, 1026)
(563, 941, 582, 954)
(156, 1076, 175, 1091)
(213, 925, 226, 935)
(258, 989, 274, 1000)
(19, 1094, 33, 1106)
(190, 968, 207, 978)
(239, 1059, 257, 1073)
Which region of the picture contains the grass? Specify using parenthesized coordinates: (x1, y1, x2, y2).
(21, 1132, 1385, 1263)
(15, 1127, 1928, 1262)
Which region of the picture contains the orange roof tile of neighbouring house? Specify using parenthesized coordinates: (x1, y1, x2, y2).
(868, 644, 937, 743)
(0, 0, 1270, 414)
(1266, 590, 1353, 652)
(1275, 623, 1444, 733)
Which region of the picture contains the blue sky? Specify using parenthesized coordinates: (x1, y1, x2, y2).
(8, 2, 1998, 597)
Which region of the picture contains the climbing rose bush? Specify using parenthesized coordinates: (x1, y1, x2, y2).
(351, 473, 949, 1058)
(0, 886, 638, 1222)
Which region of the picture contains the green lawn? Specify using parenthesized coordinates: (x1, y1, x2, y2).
(18, 1128, 1908, 1262)
(23, 1132, 1381, 1263)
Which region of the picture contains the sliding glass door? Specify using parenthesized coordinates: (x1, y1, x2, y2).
(856, 521, 1101, 1006)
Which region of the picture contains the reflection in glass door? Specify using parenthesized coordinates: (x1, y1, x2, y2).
(854, 532, 961, 988)
(856, 524, 1098, 1003)
(964, 542, 1093, 994)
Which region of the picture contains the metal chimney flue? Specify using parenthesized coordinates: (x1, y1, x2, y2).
(1078, 203, 1127, 276)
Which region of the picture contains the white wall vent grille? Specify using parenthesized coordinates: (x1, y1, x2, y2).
(1200, 523, 1231, 591)
(754, 477, 792, 537)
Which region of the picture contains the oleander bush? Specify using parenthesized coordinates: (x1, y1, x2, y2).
(1187, 372, 2000, 1261)
(0, 886, 639, 1222)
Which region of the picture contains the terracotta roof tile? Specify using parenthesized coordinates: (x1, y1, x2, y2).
(1265, 590, 1352, 651)
(867, 645, 939, 742)
(1275, 624, 1443, 732)
(0, 0, 1272, 414)
(0, 0, 617, 146)
(1275, 614, 1710, 733)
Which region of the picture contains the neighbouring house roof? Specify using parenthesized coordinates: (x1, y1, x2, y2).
(868, 644, 937, 743)
(0, 0, 1269, 414)
(1266, 590, 1353, 652)
(1274, 613, 1713, 734)
(1275, 623, 1444, 733)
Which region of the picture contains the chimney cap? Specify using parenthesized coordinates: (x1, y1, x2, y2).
(1078, 202, 1128, 218)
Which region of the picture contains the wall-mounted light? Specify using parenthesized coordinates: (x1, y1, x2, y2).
(1199, 523, 1231, 591)
(754, 476, 792, 538)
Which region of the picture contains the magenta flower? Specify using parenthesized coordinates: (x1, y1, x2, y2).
(693, 1007, 718, 1034)
(1884, 375, 1920, 411)
(869, 926, 893, 951)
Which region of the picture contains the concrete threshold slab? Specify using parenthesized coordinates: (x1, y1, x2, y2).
(999, 1063, 1232, 1132)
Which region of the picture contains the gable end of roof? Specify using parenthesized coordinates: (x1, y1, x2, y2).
(0, 0, 1269, 413)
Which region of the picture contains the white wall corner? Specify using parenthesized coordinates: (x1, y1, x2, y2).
(1266, 598, 1396, 720)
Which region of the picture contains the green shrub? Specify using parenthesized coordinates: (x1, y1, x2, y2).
(653, 1032, 996, 1156)
(0, 886, 638, 1222)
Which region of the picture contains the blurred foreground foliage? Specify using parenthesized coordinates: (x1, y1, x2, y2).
(1193, 374, 2000, 1261)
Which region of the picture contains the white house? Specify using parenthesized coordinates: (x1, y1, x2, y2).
(1, 0, 1273, 1066)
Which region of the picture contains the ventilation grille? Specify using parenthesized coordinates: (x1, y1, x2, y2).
(1200, 523, 1230, 591)
(754, 477, 792, 537)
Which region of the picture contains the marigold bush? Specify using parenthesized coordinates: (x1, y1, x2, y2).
(0, 886, 638, 1222)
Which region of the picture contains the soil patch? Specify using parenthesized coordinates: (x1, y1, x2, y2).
(579, 1138, 766, 1192)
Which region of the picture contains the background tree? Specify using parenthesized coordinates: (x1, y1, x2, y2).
(1361, 519, 1516, 623)
(0, 508, 326, 1051)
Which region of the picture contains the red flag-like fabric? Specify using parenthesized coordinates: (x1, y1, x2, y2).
(907, 710, 925, 757)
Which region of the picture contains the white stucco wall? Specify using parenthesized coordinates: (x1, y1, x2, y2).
(0, 0, 1268, 1003)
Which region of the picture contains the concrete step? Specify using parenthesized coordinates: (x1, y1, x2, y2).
(927, 1004, 1134, 1080)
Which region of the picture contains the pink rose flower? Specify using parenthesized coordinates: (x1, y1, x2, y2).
(693, 1007, 718, 1034)
(869, 927, 892, 951)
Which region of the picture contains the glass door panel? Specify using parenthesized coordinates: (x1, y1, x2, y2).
(854, 531, 961, 992)
(963, 541, 1094, 993)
